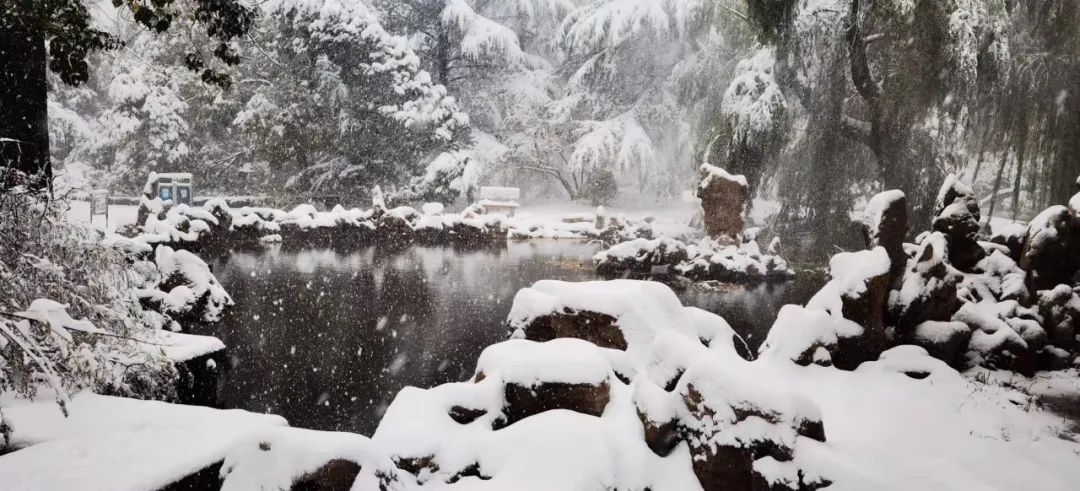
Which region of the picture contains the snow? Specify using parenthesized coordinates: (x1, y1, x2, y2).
(721, 47, 788, 149)
(822, 247, 890, 299)
(475, 338, 613, 387)
(758, 304, 863, 363)
(507, 279, 699, 353)
(1027, 205, 1069, 251)
(0, 392, 286, 490)
(151, 331, 226, 363)
(861, 189, 905, 240)
(154, 246, 234, 322)
(936, 172, 974, 210)
(914, 320, 970, 345)
(800, 247, 889, 317)
(220, 427, 404, 491)
(443, 0, 525, 63)
(595, 232, 794, 282)
(698, 163, 748, 189)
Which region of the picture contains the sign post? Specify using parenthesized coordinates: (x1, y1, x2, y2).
(90, 189, 109, 228)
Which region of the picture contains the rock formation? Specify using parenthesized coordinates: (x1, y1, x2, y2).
(698, 164, 749, 241)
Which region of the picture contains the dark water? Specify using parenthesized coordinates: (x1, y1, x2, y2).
(200, 241, 825, 435)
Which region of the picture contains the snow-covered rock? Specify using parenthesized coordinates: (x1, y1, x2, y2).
(932, 173, 985, 271)
(507, 280, 738, 357)
(377, 279, 824, 490)
(1020, 205, 1073, 291)
(220, 427, 407, 491)
(0, 392, 285, 490)
(861, 189, 908, 284)
(697, 164, 749, 240)
(760, 248, 890, 368)
(594, 234, 794, 283)
(150, 246, 233, 322)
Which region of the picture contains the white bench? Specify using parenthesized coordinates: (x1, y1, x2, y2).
(477, 186, 521, 217)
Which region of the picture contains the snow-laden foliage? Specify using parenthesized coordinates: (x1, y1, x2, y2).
(720, 47, 788, 157)
(50, 0, 472, 200)
(441, 0, 525, 63)
(0, 189, 177, 414)
(390, 150, 479, 203)
(366, 0, 754, 202)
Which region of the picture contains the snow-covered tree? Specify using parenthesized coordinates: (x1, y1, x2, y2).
(739, 0, 1011, 233)
(0, 0, 255, 188)
(48, 0, 475, 200)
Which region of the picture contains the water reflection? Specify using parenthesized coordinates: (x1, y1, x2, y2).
(202, 241, 824, 435)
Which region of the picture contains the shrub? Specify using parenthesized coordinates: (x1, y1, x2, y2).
(0, 177, 176, 420)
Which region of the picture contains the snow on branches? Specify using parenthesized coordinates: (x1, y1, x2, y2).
(721, 48, 788, 153)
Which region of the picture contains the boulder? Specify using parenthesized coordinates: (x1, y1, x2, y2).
(821, 247, 892, 364)
(290, 459, 362, 491)
(1020, 206, 1073, 292)
(502, 380, 611, 426)
(1037, 285, 1080, 351)
(954, 302, 1040, 375)
(911, 320, 972, 366)
(508, 280, 710, 353)
(1038, 345, 1075, 371)
(514, 310, 627, 350)
(474, 339, 614, 425)
(838, 262, 890, 356)
(593, 237, 690, 278)
(637, 409, 680, 457)
(861, 190, 908, 286)
(376, 207, 420, 246)
(931, 174, 985, 272)
(218, 427, 405, 491)
(679, 381, 828, 491)
(890, 233, 961, 337)
(697, 164, 749, 240)
(989, 222, 1028, 262)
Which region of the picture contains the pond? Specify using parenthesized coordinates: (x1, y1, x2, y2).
(200, 241, 826, 436)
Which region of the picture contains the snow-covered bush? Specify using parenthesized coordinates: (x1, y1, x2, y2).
(0, 188, 177, 415)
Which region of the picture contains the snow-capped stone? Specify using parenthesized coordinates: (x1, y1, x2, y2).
(697, 164, 749, 240)
(861, 189, 907, 284)
(1020, 205, 1073, 291)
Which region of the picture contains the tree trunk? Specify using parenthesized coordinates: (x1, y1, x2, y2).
(986, 147, 1011, 222)
(435, 28, 451, 87)
(0, 0, 51, 188)
(1010, 126, 1028, 221)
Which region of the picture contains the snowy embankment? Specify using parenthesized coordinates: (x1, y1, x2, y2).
(0, 392, 286, 490)
(124, 194, 660, 251)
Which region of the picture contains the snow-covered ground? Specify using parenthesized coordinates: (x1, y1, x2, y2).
(65, 200, 138, 232)
(0, 392, 286, 490)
